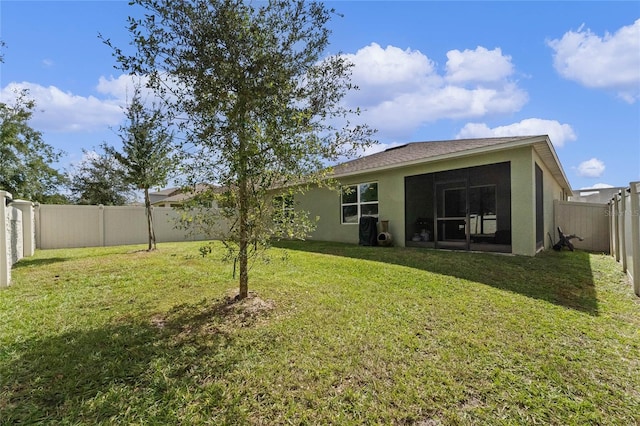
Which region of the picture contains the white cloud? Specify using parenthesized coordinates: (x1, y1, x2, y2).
(577, 158, 605, 177)
(1, 81, 124, 133)
(342, 43, 527, 139)
(342, 43, 441, 109)
(0, 74, 166, 134)
(97, 74, 156, 102)
(96, 75, 136, 100)
(347, 43, 437, 87)
(446, 46, 514, 84)
(455, 118, 577, 147)
(548, 19, 640, 103)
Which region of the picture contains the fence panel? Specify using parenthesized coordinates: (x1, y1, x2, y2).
(554, 200, 610, 253)
(151, 207, 212, 243)
(36, 205, 103, 249)
(608, 182, 640, 297)
(623, 191, 633, 282)
(103, 206, 149, 246)
(36, 204, 216, 249)
(634, 183, 640, 296)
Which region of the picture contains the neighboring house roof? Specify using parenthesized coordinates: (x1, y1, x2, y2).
(150, 187, 181, 197)
(150, 184, 217, 205)
(331, 135, 573, 195)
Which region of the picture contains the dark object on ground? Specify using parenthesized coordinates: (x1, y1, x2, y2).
(359, 216, 378, 246)
(552, 227, 584, 251)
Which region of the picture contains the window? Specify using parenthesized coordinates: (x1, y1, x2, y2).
(273, 194, 294, 223)
(341, 182, 378, 224)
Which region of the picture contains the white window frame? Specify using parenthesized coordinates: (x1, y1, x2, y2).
(341, 182, 379, 224)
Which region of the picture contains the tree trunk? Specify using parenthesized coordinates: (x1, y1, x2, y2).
(238, 238, 249, 299)
(237, 127, 249, 299)
(144, 187, 156, 251)
(238, 168, 249, 299)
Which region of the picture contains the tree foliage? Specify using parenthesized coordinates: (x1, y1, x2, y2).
(105, 0, 376, 298)
(67, 147, 134, 206)
(0, 90, 66, 202)
(106, 85, 174, 250)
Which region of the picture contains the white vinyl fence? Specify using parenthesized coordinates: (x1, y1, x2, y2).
(554, 200, 610, 253)
(1, 198, 225, 287)
(609, 182, 640, 297)
(1, 191, 36, 288)
(35, 204, 217, 250)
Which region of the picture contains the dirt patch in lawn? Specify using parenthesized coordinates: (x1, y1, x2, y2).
(222, 290, 276, 325)
(151, 291, 275, 338)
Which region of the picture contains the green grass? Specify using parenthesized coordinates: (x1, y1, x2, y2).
(1, 241, 639, 425)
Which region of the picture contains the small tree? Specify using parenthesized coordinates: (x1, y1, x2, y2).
(106, 0, 376, 299)
(107, 85, 174, 251)
(67, 147, 134, 205)
(0, 89, 66, 201)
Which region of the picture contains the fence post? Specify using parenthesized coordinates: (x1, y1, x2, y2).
(98, 204, 105, 247)
(11, 200, 35, 257)
(620, 191, 628, 272)
(34, 203, 41, 249)
(608, 201, 615, 260)
(0, 191, 12, 288)
(630, 182, 640, 297)
(613, 194, 624, 262)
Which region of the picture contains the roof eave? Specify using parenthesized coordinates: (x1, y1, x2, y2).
(331, 135, 573, 195)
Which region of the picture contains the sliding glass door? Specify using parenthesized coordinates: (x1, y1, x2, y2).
(435, 180, 469, 250)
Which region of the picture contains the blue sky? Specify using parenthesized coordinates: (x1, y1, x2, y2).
(1, 1, 639, 191)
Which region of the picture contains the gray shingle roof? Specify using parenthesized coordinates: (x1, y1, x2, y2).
(332, 136, 538, 177)
(329, 135, 573, 195)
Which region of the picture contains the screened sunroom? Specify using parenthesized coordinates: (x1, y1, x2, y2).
(405, 162, 512, 253)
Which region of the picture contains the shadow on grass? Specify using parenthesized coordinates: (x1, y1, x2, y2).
(13, 247, 146, 270)
(273, 240, 599, 316)
(12, 257, 69, 269)
(0, 297, 264, 424)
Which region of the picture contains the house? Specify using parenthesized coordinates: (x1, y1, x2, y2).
(149, 184, 215, 207)
(569, 187, 626, 204)
(148, 187, 181, 206)
(296, 135, 573, 256)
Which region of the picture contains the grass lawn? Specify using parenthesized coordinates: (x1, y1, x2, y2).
(1, 240, 639, 425)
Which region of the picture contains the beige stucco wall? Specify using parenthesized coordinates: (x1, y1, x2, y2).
(505, 147, 535, 255)
(532, 148, 566, 253)
(298, 145, 567, 256)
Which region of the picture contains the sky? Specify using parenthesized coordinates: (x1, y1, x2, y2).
(1, 0, 639, 191)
